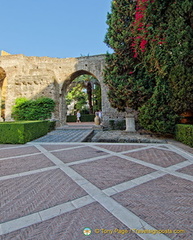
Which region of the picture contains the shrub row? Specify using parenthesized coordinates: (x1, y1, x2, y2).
(175, 124, 193, 147)
(0, 121, 52, 144)
(12, 97, 55, 121)
(67, 114, 95, 122)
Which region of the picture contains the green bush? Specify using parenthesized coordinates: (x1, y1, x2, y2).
(12, 97, 55, 121)
(67, 115, 76, 122)
(0, 121, 49, 144)
(175, 124, 193, 147)
(109, 120, 126, 130)
(48, 120, 56, 132)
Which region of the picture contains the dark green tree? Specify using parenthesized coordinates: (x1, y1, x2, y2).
(104, 0, 193, 134)
(104, 0, 155, 113)
(138, 0, 193, 133)
(165, 0, 193, 113)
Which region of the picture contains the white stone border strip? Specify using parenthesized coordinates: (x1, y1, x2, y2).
(1, 142, 191, 239)
(0, 152, 41, 162)
(33, 144, 171, 240)
(0, 195, 95, 236)
(0, 166, 59, 181)
(91, 145, 193, 182)
(167, 144, 193, 163)
(103, 171, 167, 196)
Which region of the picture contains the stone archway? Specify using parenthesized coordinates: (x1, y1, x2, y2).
(0, 53, 124, 126)
(60, 70, 101, 125)
(0, 67, 6, 121)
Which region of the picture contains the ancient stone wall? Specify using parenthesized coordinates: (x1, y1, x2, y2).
(0, 53, 124, 125)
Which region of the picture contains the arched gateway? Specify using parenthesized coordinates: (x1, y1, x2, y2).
(0, 53, 123, 126)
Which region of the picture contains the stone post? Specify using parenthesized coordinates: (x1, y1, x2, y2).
(125, 107, 136, 132)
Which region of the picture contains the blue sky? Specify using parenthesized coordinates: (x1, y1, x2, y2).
(1, 0, 112, 58)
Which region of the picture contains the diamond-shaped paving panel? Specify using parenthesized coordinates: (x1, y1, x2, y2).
(1, 202, 142, 240)
(0, 169, 87, 223)
(51, 146, 108, 163)
(112, 174, 193, 240)
(0, 146, 40, 158)
(177, 164, 193, 176)
(124, 148, 187, 167)
(71, 156, 155, 189)
(96, 144, 146, 152)
(0, 154, 55, 176)
(40, 144, 81, 151)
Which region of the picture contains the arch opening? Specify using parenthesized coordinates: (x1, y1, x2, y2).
(60, 70, 101, 125)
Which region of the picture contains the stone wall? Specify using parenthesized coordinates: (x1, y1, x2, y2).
(0, 53, 124, 125)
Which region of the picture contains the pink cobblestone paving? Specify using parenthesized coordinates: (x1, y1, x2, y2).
(124, 148, 187, 167)
(0, 154, 55, 176)
(96, 144, 146, 152)
(177, 164, 193, 176)
(0, 146, 40, 158)
(1, 202, 142, 240)
(71, 156, 155, 189)
(112, 174, 193, 240)
(0, 169, 87, 223)
(0, 141, 193, 240)
(40, 144, 81, 151)
(51, 146, 108, 163)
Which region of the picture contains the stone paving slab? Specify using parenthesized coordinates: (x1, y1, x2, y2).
(112, 174, 193, 240)
(0, 142, 193, 240)
(0, 146, 40, 159)
(177, 164, 193, 176)
(0, 169, 87, 223)
(0, 154, 55, 176)
(40, 144, 81, 151)
(1, 203, 142, 240)
(124, 148, 187, 168)
(96, 144, 147, 152)
(51, 146, 108, 163)
(71, 156, 155, 189)
(32, 129, 93, 142)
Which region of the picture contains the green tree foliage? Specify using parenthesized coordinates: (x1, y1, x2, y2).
(104, 0, 156, 112)
(66, 74, 101, 114)
(66, 83, 87, 112)
(12, 97, 55, 120)
(104, 0, 193, 134)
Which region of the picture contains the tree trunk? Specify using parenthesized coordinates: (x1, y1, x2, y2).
(87, 82, 93, 114)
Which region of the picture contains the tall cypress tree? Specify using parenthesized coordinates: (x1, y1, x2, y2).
(138, 0, 193, 133)
(104, 0, 193, 134)
(104, 0, 155, 112)
(166, 0, 193, 114)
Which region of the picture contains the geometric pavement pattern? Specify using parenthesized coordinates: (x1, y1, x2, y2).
(0, 141, 193, 240)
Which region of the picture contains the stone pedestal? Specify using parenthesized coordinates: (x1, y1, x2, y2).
(125, 114, 136, 132)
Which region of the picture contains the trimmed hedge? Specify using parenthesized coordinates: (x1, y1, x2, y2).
(0, 121, 49, 144)
(48, 120, 56, 132)
(67, 114, 95, 122)
(175, 124, 193, 147)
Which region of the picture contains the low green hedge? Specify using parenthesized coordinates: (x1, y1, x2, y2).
(175, 124, 193, 147)
(0, 121, 49, 144)
(67, 114, 95, 122)
(48, 120, 56, 132)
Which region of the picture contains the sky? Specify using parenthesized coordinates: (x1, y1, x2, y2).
(1, 0, 113, 58)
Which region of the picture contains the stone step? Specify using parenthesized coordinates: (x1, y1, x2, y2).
(31, 129, 94, 143)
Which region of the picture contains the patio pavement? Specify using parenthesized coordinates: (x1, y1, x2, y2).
(0, 137, 193, 239)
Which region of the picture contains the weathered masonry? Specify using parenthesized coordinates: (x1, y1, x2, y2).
(0, 53, 123, 126)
